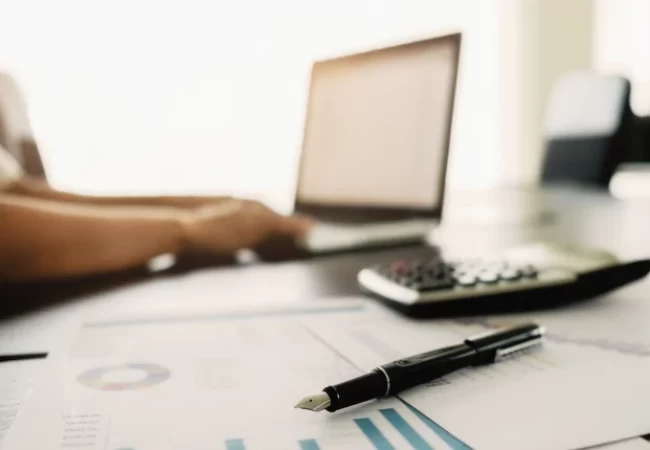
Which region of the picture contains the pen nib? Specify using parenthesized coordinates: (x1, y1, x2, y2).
(294, 392, 332, 412)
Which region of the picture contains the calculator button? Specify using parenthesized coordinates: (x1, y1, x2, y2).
(456, 275, 478, 287)
(413, 265, 427, 274)
(390, 261, 409, 273)
(478, 272, 499, 284)
(396, 276, 412, 286)
(499, 268, 521, 281)
(424, 271, 448, 281)
(456, 263, 478, 272)
(520, 265, 538, 278)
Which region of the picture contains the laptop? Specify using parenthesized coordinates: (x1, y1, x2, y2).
(294, 33, 461, 253)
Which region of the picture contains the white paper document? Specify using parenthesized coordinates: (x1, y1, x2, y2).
(5, 300, 650, 450)
(0, 360, 43, 444)
(0, 311, 64, 355)
(459, 282, 650, 359)
(308, 308, 650, 450)
(3, 303, 468, 450)
(593, 439, 650, 450)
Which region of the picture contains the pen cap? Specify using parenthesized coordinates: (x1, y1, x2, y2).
(465, 323, 543, 364)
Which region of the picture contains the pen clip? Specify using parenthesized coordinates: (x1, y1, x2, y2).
(494, 336, 544, 362)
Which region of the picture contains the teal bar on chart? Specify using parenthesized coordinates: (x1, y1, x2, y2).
(402, 401, 472, 450)
(298, 439, 321, 450)
(225, 438, 246, 450)
(380, 408, 433, 450)
(354, 418, 395, 450)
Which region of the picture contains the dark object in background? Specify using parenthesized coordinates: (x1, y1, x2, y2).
(638, 116, 650, 158)
(542, 71, 644, 187)
(0, 352, 47, 363)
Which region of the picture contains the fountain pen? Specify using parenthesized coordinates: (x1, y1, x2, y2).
(295, 322, 544, 412)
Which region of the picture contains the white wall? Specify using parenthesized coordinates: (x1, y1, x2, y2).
(594, 0, 650, 116)
(0, 0, 507, 211)
(0, 0, 629, 211)
(494, 0, 594, 187)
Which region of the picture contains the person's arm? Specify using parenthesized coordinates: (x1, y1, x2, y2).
(0, 196, 311, 283)
(0, 195, 185, 282)
(4, 176, 230, 209)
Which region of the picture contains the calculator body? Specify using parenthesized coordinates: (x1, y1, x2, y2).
(358, 243, 650, 317)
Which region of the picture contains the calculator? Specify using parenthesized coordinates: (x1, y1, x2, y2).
(358, 244, 650, 316)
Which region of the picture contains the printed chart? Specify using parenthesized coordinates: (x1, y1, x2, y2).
(48, 304, 472, 450)
(219, 405, 468, 450)
(77, 363, 171, 391)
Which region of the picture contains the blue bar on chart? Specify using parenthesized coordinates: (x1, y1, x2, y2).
(298, 438, 321, 450)
(380, 408, 433, 450)
(402, 401, 472, 450)
(225, 438, 246, 450)
(354, 418, 395, 450)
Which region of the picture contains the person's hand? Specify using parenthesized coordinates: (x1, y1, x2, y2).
(179, 198, 312, 255)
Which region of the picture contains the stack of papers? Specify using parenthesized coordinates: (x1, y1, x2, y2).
(4, 299, 650, 449)
(0, 360, 42, 445)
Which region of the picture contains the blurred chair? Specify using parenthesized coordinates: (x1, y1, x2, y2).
(0, 72, 47, 179)
(608, 117, 650, 199)
(638, 115, 650, 159)
(542, 71, 643, 187)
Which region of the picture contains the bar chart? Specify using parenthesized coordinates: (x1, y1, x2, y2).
(222, 405, 470, 450)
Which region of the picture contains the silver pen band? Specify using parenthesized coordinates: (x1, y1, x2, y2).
(374, 366, 391, 397)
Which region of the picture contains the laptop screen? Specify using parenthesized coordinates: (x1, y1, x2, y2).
(296, 34, 460, 214)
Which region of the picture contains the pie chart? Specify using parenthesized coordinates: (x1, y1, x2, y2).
(77, 363, 170, 391)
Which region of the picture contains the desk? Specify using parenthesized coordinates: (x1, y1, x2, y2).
(4, 186, 649, 309)
(2, 186, 650, 336)
(2, 186, 650, 447)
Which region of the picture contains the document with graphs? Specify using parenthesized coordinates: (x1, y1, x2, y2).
(4, 300, 650, 450)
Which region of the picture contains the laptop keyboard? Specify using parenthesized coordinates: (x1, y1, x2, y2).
(299, 219, 435, 252)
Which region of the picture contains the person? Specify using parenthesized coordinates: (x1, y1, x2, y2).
(0, 144, 311, 282)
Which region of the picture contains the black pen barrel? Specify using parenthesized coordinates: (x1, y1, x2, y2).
(319, 323, 543, 413)
(381, 343, 476, 394)
(324, 371, 387, 412)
